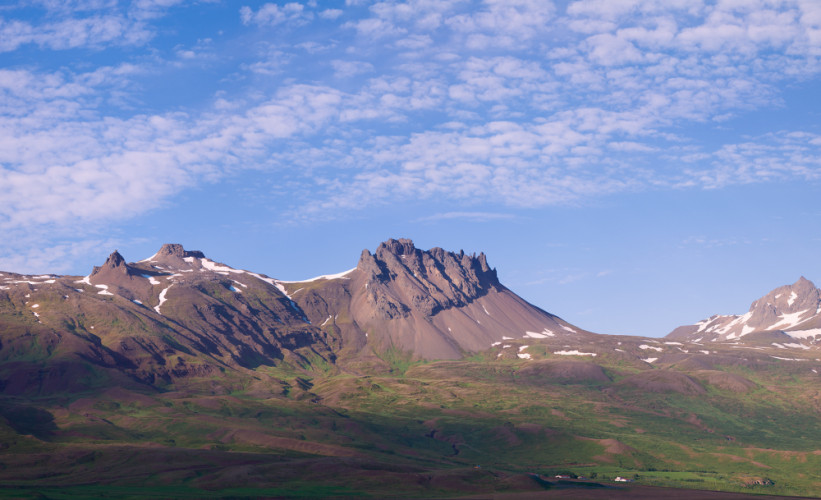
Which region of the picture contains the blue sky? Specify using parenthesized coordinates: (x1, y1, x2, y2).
(1, 0, 820, 337)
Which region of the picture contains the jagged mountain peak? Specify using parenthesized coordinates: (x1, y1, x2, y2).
(91, 250, 127, 276)
(288, 238, 583, 360)
(358, 238, 499, 293)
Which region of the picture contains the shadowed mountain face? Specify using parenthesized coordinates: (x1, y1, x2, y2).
(283, 238, 588, 360)
(667, 277, 821, 344)
(0, 244, 336, 396)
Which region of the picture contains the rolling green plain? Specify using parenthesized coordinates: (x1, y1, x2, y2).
(2, 342, 821, 499)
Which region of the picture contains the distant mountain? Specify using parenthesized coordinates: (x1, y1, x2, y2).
(667, 277, 821, 345)
(282, 238, 588, 361)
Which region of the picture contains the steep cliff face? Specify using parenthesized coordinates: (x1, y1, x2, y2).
(286, 238, 587, 361)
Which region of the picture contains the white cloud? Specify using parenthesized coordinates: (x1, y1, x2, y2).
(331, 60, 374, 78)
(0, 15, 152, 51)
(240, 3, 312, 26)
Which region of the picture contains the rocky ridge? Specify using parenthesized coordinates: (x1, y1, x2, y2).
(284, 238, 587, 360)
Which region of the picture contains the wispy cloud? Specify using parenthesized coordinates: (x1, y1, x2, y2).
(416, 211, 516, 222)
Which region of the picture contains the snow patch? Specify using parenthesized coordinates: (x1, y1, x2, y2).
(491, 342, 501, 347)
(639, 344, 662, 352)
(517, 353, 532, 359)
(183, 256, 196, 263)
(229, 285, 241, 293)
(139, 251, 160, 263)
(132, 299, 142, 305)
(554, 350, 596, 357)
(141, 274, 161, 285)
(95, 284, 113, 296)
(502, 336, 514, 340)
(154, 285, 173, 315)
(273, 282, 292, 299)
(642, 358, 658, 363)
(788, 291, 798, 306)
(768, 309, 810, 330)
(519, 345, 529, 352)
(664, 342, 682, 345)
(482, 304, 490, 315)
(771, 356, 806, 361)
(787, 328, 821, 339)
(279, 268, 356, 283)
(525, 328, 555, 338)
(30, 304, 39, 308)
(560, 324, 577, 333)
(201, 259, 242, 274)
(783, 342, 809, 350)
(74, 275, 92, 285)
(699, 350, 710, 355)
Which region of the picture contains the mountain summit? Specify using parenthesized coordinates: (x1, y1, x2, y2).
(667, 277, 821, 343)
(284, 238, 586, 360)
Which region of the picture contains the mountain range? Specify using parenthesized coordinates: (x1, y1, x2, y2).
(2, 238, 820, 498)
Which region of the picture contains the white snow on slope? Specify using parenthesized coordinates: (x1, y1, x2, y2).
(642, 358, 658, 363)
(141, 274, 161, 285)
(95, 284, 113, 296)
(201, 259, 242, 274)
(138, 251, 160, 263)
(639, 344, 662, 351)
(75, 275, 92, 285)
(279, 268, 356, 283)
(554, 350, 596, 356)
(769, 309, 810, 330)
(273, 282, 292, 299)
(560, 324, 577, 333)
(788, 328, 821, 339)
(715, 311, 753, 335)
(525, 328, 554, 338)
(154, 285, 173, 315)
(783, 342, 810, 350)
(788, 291, 798, 306)
(518, 353, 532, 359)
